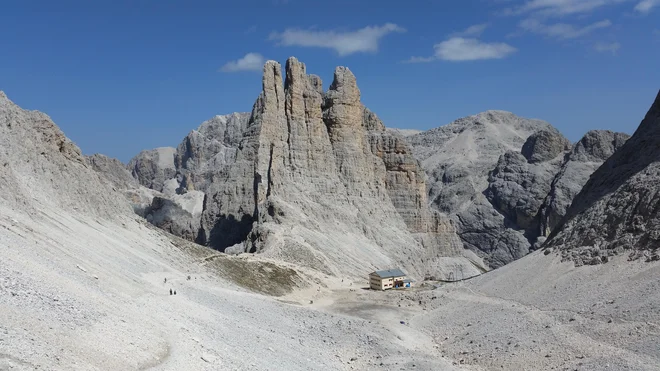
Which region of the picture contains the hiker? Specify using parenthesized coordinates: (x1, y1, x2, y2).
(174, 290, 177, 295)
(169, 288, 172, 295)
(164, 278, 167, 284)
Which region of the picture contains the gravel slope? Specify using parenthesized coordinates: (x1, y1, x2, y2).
(0, 204, 465, 371)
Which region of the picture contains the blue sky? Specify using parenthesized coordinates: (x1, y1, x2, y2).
(1, 0, 659, 162)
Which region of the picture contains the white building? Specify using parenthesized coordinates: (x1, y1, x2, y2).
(369, 269, 413, 290)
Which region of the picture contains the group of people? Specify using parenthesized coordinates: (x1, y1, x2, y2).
(164, 275, 193, 295)
(164, 277, 176, 295)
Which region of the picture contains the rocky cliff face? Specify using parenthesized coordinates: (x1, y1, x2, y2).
(125, 58, 483, 280)
(128, 147, 177, 193)
(202, 58, 482, 278)
(539, 130, 630, 236)
(484, 130, 571, 253)
(545, 91, 660, 265)
(406, 112, 629, 268)
(0, 92, 130, 218)
(174, 112, 251, 193)
(406, 112, 560, 267)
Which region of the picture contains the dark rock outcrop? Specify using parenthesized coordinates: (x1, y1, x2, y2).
(538, 130, 630, 236)
(485, 130, 570, 247)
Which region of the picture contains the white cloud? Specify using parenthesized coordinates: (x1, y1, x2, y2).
(407, 37, 517, 62)
(220, 53, 265, 73)
(435, 38, 518, 61)
(519, 18, 612, 39)
(268, 23, 405, 56)
(634, 0, 660, 13)
(594, 41, 621, 53)
(451, 23, 489, 37)
(507, 0, 629, 17)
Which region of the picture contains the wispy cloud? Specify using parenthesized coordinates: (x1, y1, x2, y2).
(268, 23, 405, 56)
(451, 23, 489, 37)
(519, 18, 612, 39)
(407, 37, 517, 62)
(594, 41, 621, 54)
(634, 0, 660, 13)
(506, 0, 629, 17)
(220, 53, 265, 73)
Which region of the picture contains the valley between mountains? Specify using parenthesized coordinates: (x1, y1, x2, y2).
(1, 58, 659, 370)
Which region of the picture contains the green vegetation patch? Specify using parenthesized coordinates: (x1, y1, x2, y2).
(204, 254, 302, 297)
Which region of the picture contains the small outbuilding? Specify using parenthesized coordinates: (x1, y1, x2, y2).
(369, 269, 412, 291)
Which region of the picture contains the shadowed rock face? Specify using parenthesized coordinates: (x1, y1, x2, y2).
(538, 130, 630, 236)
(545, 91, 660, 265)
(485, 130, 571, 242)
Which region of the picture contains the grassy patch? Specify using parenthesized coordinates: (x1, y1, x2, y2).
(204, 255, 302, 297)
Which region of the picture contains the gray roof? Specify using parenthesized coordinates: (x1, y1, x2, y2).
(370, 268, 406, 278)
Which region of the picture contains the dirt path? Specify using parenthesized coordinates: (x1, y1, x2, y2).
(300, 284, 481, 371)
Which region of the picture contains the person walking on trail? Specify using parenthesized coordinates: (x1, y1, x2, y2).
(169, 288, 172, 295)
(173, 290, 177, 295)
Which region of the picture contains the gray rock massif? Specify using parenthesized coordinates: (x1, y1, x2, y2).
(124, 113, 252, 238)
(485, 130, 571, 249)
(174, 112, 251, 193)
(407, 112, 629, 268)
(87, 153, 205, 238)
(545, 90, 660, 265)
(128, 147, 177, 193)
(386, 128, 422, 137)
(539, 130, 630, 236)
(201, 58, 483, 279)
(126, 58, 484, 280)
(0, 91, 130, 218)
(407, 112, 560, 267)
(119, 59, 634, 273)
